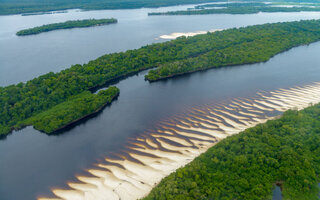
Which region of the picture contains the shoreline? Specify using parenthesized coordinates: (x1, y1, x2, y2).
(159, 29, 222, 39)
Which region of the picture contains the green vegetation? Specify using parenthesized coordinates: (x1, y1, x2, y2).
(18, 87, 119, 134)
(144, 103, 320, 200)
(148, 3, 320, 15)
(2, 20, 320, 136)
(0, 0, 224, 15)
(16, 18, 117, 36)
(0, 85, 119, 135)
(144, 20, 320, 81)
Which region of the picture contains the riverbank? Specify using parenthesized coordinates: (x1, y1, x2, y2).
(158, 29, 221, 39)
(16, 18, 117, 36)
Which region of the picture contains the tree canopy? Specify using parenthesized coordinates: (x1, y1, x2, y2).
(145, 20, 320, 81)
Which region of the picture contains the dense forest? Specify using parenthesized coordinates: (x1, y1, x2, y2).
(148, 3, 320, 15)
(144, 20, 320, 81)
(144, 103, 320, 200)
(18, 87, 119, 133)
(1, 20, 320, 136)
(16, 18, 117, 36)
(0, 86, 119, 135)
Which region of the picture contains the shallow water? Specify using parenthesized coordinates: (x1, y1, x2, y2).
(272, 186, 282, 200)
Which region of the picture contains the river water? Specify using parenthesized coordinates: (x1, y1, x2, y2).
(1, 4, 320, 200)
(1, 6, 320, 86)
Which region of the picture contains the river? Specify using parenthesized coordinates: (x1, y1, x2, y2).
(1, 4, 320, 200)
(1, 6, 320, 86)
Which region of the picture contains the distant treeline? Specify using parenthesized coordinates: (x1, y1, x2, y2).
(2, 0, 320, 15)
(194, 2, 267, 9)
(16, 18, 117, 36)
(1, 20, 320, 136)
(149, 4, 320, 15)
(144, 103, 320, 199)
(0, 0, 224, 15)
(144, 20, 320, 81)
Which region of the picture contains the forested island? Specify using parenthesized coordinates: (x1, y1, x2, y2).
(2, 19, 320, 136)
(16, 18, 117, 36)
(144, 20, 320, 81)
(148, 3, 320, 15)
(144, 103, 320, 200)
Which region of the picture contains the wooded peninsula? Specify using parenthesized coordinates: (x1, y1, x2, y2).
(16, 18, 118, 36)
(1, 19, 320, 136)
(144, 103, 320, 200)
(144, 20, 320, 81)
(18, 87, 119, 134)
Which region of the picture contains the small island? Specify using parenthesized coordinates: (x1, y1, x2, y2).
(16, 18, 118, 36)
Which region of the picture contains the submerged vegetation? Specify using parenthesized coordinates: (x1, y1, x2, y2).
(16, 18, 117, 36)
(144, 103, 320, 200)
(1, 19, 320, 136)
(144, 20, 320, 81)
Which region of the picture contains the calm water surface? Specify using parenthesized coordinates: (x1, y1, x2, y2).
(1, 5, 320, 200)
(1, 6, 320, 86)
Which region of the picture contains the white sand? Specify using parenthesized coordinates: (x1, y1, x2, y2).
(159, 29, 222, 39)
